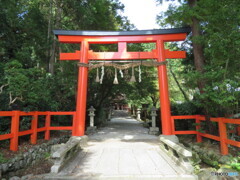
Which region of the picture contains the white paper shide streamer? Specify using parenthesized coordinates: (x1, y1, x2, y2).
(138, 65, 141, 82)
(95, 68, 100, 82)
(119, 69, 124, 78)
(130, 66, 136, 82)
(113, 68, 119, 84)
(100, 66, 105, 84)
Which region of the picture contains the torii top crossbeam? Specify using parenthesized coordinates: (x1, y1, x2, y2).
(53, 27, 191, 61)
(53, 28, 191, 137)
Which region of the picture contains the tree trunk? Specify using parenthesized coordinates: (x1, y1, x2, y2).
(49, 0, 62, 74)
(169, 64, 189, 102)
(188, 0, 216, 134)
(150, 95, 158, 107)
(188, 0, 205, 91)
(46, 0, 53, 71)
(96, 84, 114, 108)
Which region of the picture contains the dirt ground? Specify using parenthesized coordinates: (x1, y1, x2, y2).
(7, 158, 53, 178)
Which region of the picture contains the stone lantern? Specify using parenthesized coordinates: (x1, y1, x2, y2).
(149, 106, 159, 135)
(136, 108, 141, 121)
(108, 106, 112, 121)
(87, 106, 97, 132)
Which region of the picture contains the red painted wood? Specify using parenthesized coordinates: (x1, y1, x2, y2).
(10, 111, 20, 151)
(0, 133, 13, 141)
(30, 112, 38, 144)
(1, 110, 240, 154)
(218, 118, 228, 155)
(198, 133, 220, 141)
(37, 127, 47, 132)
(118, 42, 127, 53)
(71, 114, 76, 136)
(73, 41, 89, 136)
(225, 139, 240, 147)
(60, 49, 185, 60)
(195, 115, 202, 143)
(171, 115, 196, 119)
(0, 111, 14, 116)
(45, 111, 51, 140)
(88, 51, 154, 60)
(165, 49, 186, 59)
(174, 131, 197, 134)
(18, 130, 34, 136)
(223, 118, 240, 124)
(0, 31, 190, 151)
(60, 51, 81, 60)
(171, 117, 175, 132)
(49, 126, 73, 130)
(58, 33, 187, 43)
(157, 40, 172, 135)
(48, 112, 75, 115)
(198, 116, 206, 121)
(171, 115, 240, 155)
(19, 112, 35, 116)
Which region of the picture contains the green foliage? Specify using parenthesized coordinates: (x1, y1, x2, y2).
(230, 163, 240, 171)
(0, 0, 134, 134)
(0, 153, 8, 164)
(94, 107, 108, 126)
(171, 102, 198, 115)
(193, 79, 240, 116)
(227, 155, 240, 172)
(1, 60, 76, 111)
(157, 0, 240, 117)
(43, 152, 51, 160)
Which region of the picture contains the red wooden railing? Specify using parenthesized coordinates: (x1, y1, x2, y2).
(171, 115, 240, 155)
(0, 111, 75, 151)
(1, 111, 239, 155)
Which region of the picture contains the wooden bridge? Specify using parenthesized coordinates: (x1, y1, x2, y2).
(37, 110, 197, 180)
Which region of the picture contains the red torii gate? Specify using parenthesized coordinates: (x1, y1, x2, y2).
(54, 28, 191, 136)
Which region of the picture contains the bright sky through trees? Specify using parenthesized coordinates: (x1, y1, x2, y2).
(119, 0, 176, 30)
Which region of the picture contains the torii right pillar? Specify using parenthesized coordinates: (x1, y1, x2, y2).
(157, 40, 172, 135)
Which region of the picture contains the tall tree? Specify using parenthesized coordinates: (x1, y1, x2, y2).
(156, 0, 240, 132)
(0, 0, 133, 112)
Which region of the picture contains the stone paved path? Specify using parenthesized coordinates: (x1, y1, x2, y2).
(44, 110, 196, 180)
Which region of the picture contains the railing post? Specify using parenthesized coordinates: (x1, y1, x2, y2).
(45, 111, 50, 140)
(10, 111, 20, 151)
(196, 115, 202, 143)
(219, 118, 228, 155)
(72, 112, 76, 136)
(30, 111, 38, 144)
(171, 116, 175, 134)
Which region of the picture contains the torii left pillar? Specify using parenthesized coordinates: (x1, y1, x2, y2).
(73, 41, 89, 136)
